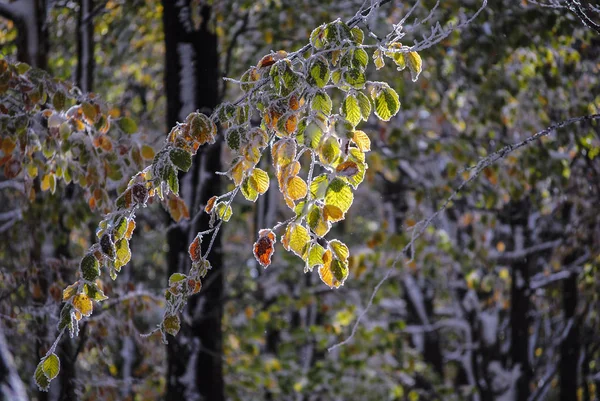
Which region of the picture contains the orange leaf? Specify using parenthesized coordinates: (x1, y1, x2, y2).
(253, 229, 276, 268)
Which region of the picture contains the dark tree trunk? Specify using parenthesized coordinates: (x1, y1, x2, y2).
(0, 0, 48, 69)
(559, 271, 579, 401)
(506, 201, 532, 401)
(162, 2, 223, 400)
(75, 0, 94, 92)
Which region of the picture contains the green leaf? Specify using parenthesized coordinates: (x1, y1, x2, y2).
(343, 69, 366, 89)
(371, 85, 400, 121)
(84, 283, 108, 301)
(310, 174, 329, 199)
(306, 244, 326, 272)
(169, 273, 187, 286)
(356, 91, 372, 121)
(406, 51, 423, 82)
(241, 177, 259, 202)
(303, 120, 324, 149)
(311, 91, 332, 115)
(341, 94, 362, 127)
(329, 239, 349, 261)
(319, 136, 341, 165)
(325, 178, 353, 214)
(117, 117, 138, 134)
(309, 56, 330, 88)
(310, 24, 327, 49)
(43, 354, 60, 381)
(307, 205, 331, 237)
(385, 43, 406, 70)
(282, 223, 310, 259)
(113, 216, 128, 240)
(163, 315, 180, 336)
(162, 164, 179, 195)
(80, 254, 100, 281)
(226, 128, 242, 151)
(215, 202, 233, 221)
(115, 239, 131, 269)
(34, 361, 50, 391)
(169, 148, 192, 172)
(351, 27, 364, 44)
(352, 48, 369, 70)
(345, 148, 367, 189)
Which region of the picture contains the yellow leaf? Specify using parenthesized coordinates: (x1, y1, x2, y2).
(282, 223, 310, 259)
(141, 145, 155, 159)
(72, 293, 93, 316)
(62, 283, 78, 301)
(271, 138, 296, 169)
(230, 160, 246, 186)
(286, 176, 308, 201)
(352, 130, 371, 152)
(318, 250, 349, 288)
(251, 168, 270, 194)
(323, 204, 344, 222)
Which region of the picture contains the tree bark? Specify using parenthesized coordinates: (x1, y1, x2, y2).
(162, 2, 223, 400)
(0, 0, 48, 69)
(75, 0, 95, 92)
(559, 261, 579, 401)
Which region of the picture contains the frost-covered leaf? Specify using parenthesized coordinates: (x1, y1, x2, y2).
(251, 168, 270, 194)
(80, 254, 100, 281)
(34, 361, 50, 391)
(311, 91, 332, 115)
(335, 161, 359, 178)
(241, 177, 259, 202)
(309, 56, 330, 88)
(352, 130, 371, 152)
(341, 94, 362, 127)
(310, 174, 329, 199)
(215, 202, 233, 221)
(188, 112, 216, 145)
(371, 85, 400, 121)
(253, 229, 276, 268)
(282, 223, 310, 259)
(318, 250, 349, 288)
(325, 178, 353, 214)
(42, 354, 60, 381)
(407, 51, 423, 82)
(163, 315, 180, 336)
(72, 293, 93, 316)
(356, 91, 371, 121)
(169, 148, 192, 172)
(286, 176, 308, 201)
(306, 244, 326, 272)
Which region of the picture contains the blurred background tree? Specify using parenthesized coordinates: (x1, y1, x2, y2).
(1, 1, 600, 401)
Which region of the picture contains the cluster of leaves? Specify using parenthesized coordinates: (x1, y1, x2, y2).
(32, 13, 424, 390)
(33, 109, 217, 390)
(0, 59, 155, 212)
(216, 19, 421, 288)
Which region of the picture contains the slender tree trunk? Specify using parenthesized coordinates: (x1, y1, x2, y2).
(0, 0, 48, 69)
(75, 0, 94, 92)
(559, 265, 579, 401)
(0, 322, 28, 401)
(162, 2, 223, 400)
(506, 201, 532, 401)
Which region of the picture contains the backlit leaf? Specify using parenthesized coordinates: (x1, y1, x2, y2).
(341, 94, 362, 127)
(72, 293, 93, 316)
(282, 223, 310, 259)
(311, 91, 332, 115)
(241, 177, 258, 202)
(34, 361, 50, 391)
(309, 56, 330, 88)
(406, 51, 423, 82)
(371, 85, 400, 121)
(286, 176, 308, 200)
(352, 130, 371, 152)
(306, 244, 326, 272)
(251, 168, 270, 194)
(325, 178, 353, 214)
(42, 353, 60, 381)
(215, 202, 233, 221)
(323, 204, 344, 222)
